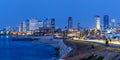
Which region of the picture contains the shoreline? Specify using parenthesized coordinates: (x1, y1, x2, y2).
(11, 36, 74, 60)
(10, 36, 120, 60)
(37, 36, 74, 60)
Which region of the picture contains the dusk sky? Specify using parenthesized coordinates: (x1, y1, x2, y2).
(0, 0, 120, 29)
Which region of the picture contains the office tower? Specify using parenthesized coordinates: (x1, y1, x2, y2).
(51, 18, 55, 30)
(77, 23, 80, 31)
(26, 20, 30, 32)
(38, 20, 44, 28)
(22, 21, 27, 32)
(43, 18, 55, 33)
(68, 17, 72, 29)
(28, 18, 39, 31)
(19, 22, 23, 32)
(43, 18, 55, 30)
(44, 19, 52, 28)
(19, 21, 27, 32)
(95, 16, 101, 30)
(103, 15, 109, 29)
(110, 19, 115, 28)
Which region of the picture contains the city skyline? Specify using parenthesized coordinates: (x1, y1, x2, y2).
(1, 0, 120, 28)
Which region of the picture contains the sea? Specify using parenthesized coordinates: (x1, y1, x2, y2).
(0, 36, 57, 60)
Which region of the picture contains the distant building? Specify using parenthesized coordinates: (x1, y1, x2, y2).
(22, 21, 27, 32)
(3, 26, 13, 34)
(77, 23, 80, 31)
(44, 19, 51, 29)
(51, 18, 55, 31)
(38, 20, 44, 28)
(117, 23, 120, 28)
(110, 19, 115, 28)
(68, 17, 72, 29)
(19, 18, 39, 33)
(103, 15, 109, 29)
(116, 23, 120, 32)
(13, 27, 19, 32)
(43, 18, 55, 32)
(28, 18, 39, 31)
(26, 20, 30, 32)
(95, 16, 101, 30)
(18, 17, 55, 35)
(19, 22, 23, 32)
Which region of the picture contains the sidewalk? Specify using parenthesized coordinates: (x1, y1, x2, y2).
(64, 39, 107, 60)
(75, 38, 120, 48)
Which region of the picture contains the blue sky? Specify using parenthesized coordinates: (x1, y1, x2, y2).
(0, 0, 120, 29)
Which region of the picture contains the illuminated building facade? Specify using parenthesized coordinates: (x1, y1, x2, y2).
(95, 16, 101, 30)
(43, 18, 55, 33)
(19, 22, 23, 32)
(103, 15, 109, 29)
(110, 19, 115, 28)
(68, 17, 72, 29)
(77, 23, 80, 31)
(28, 18, 39, 31)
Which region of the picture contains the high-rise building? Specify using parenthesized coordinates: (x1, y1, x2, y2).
(110, 19, 115, 28)
(18, 18, 55, 34)
(22, 21, 27, 32)
(43, 18, 55, 30)
(28, 18, 39, 31)
(19, 22, 23, 32)
(103, 15, 109, 29)
(26, 20, 30, 31)
(44, 19, 52, 28)
(77, 23, 80, 31)
(68, 17, 72, 29)
(95, 16, 101, 30)
(51, 18, 55, 30)
(19, 21, 27, 32)
(19, 18, 39, 33)
(38, 20, 44, 28)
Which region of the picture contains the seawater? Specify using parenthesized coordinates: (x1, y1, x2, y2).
(0, 36, 57, 60)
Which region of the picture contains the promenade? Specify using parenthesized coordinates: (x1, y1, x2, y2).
(78, 39, 120, 48)
(64, 38, 120, 60)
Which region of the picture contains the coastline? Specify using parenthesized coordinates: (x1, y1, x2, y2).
(11, 35, 74, 60)
(37, 36, 74, 60)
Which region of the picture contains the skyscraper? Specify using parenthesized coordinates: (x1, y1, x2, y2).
(19, 21, 27, 32)
(28, 18, 39, 31)
(95, 16, 101, 30)
(51, 18, 55, 30)
(19, 22, 23, 32)
(43, 18, 55, 31)
(77, 23, 80, 31)
(103, 15, 109, 29)
(22, 21, 27, 32)
(68, 17, 72, 29)
(38, 20, 44, 28)
(110, 19, 115, 28)
(19, 18, 40, 32)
